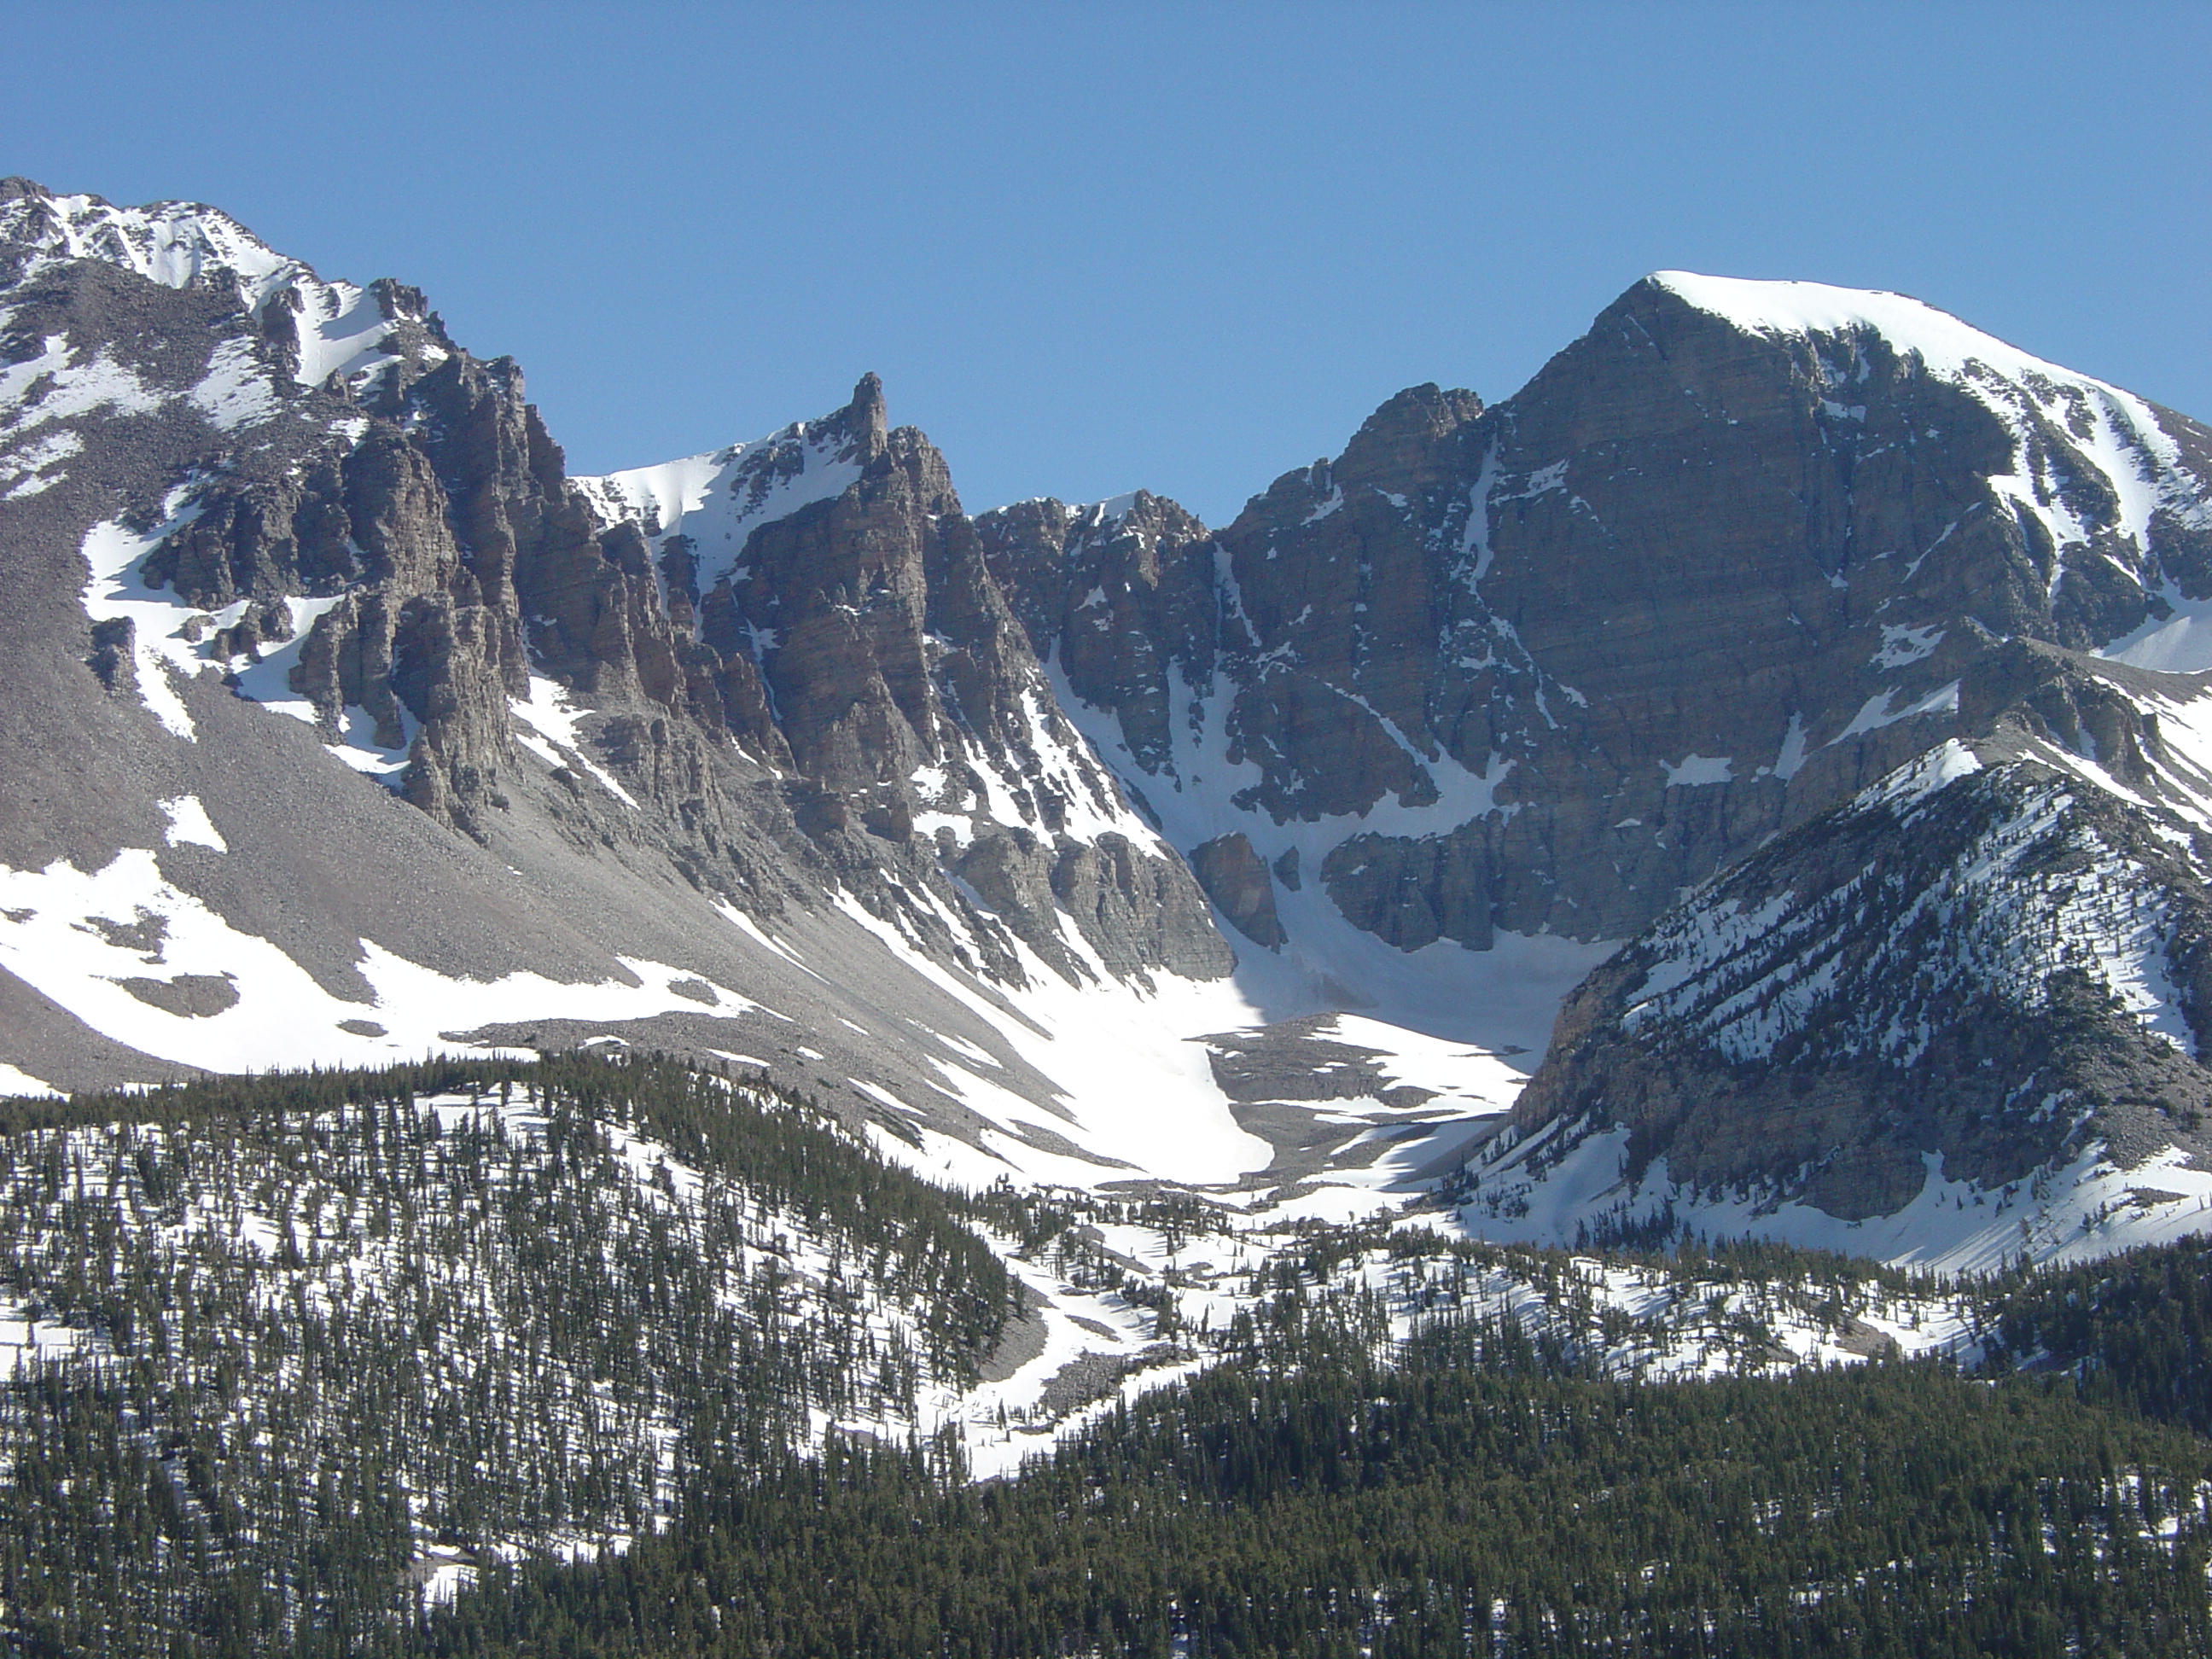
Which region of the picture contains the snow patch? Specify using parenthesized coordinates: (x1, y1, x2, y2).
(1828, 680, 1960, 745)
(156, 796, 225, 853)
(1661, 754, 1734, 787)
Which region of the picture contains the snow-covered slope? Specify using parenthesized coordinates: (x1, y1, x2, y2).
(0, 182, 445, 395)
(0, 183, 1458, 1225)
(573, 415, 867, 600)
(1464, 643, 2212, 1266)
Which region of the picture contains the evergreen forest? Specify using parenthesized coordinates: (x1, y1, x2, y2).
(3, 1057, 2212, 1656)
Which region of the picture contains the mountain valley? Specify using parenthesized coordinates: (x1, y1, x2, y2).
(10, 178, 2212, 1651)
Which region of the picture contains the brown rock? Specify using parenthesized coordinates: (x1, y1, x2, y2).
(1188, 832, 1284, 948)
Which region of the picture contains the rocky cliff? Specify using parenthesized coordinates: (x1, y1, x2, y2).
(981, 273, 2212, 965)
(0, 181, 1233, 1183)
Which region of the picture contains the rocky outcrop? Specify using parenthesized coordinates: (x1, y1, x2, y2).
(3, 174, 1226, 994)
(982, 279, 2212, 971)
(977, 492, 1219, 776)
(574, 377, 1234, 987)
(1493, 648, 2212, 1220)
(1188, 832, 1284, 948)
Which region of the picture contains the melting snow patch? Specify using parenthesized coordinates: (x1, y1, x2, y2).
(79, 502, 212, 740)
(1661, 754, 1734, 787)
(156, 795, 225, 853)
(186, 337, 277, 431)
(1301, 485, 1345, 525)
(0, 429, 82, 498)
(1871, 623, 1944, 669)
(511, 677, 639, 808)
(0, 847, 759, 1074)
(1771, 713, 1809, 780)
(1828, 681, 1960, 745)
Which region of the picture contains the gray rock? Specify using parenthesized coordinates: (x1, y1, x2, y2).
(1188, 832, 1284, 948)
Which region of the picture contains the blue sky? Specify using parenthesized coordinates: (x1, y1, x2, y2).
(6, 3, 2206, 524)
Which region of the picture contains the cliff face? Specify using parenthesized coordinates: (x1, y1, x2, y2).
(570, 381, 1230, 989)
(980, 275, 2212, 964)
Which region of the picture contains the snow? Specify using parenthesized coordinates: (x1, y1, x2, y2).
(79, 500, 211, 739)
(0, 1062, 55, 1097)
(2100, 591, 2212, 673)
(323, 701, 416, 781)
(1045, 659, 1607, 1054)
(185, 336, 277, 430)
(0, 332, 73, 412)
(1771, 712, 1809, 780)
(0, 189, 422, 396)
(3, 342, 166, 437)
(228, 593, 350, 712)
(1301, 484, 1345, 525)
(573, 416, 866, 597)
(1871, 623, 1944, 669)
(1656, 272, 2145, 399)
(2, 192, 295, 304)
(1657, 271, 2194, 640)
(157, 795, 226, 853)
(830, 884, 1273, 1187)
(0, 845, 763, 1074)
(417, 1559, 478, 1607)
(0, 429, 82, 498)
(1318, 1015, 1530, 1115)
(0, 1299, 90, 1376)
(1462, 1126, 2212, 1278)
(290, 280, 403, 387)
(1661, 754, 1734, 787)
(511, 676, 639, 807)
(1826, 680, 1959, 745)
(78, 498, 363, 752)
(1862, 736, 1983, 806)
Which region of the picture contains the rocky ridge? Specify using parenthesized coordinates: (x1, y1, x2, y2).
(0, 180, 1236, 1183)
(980, 273, 2212, 965)
(10, 179, 2212, 1258)
(1458, 643, 2212, 1254)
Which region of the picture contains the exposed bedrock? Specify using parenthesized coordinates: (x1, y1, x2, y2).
(1188, 832, 1284, 949)
(981, 280, 2212, 959)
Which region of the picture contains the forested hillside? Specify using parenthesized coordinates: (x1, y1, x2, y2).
(10, 1058, 2212, 1655)
(435, 1320, 2212, 1658)
(0, 1056, 1015, 1653)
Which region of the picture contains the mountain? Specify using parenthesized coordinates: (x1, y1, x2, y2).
(18, 183, 2212, 1650)
(0, 180, 1284, 1202)
(971, 270, 2212, 1257)
(8, 179, 2212, 1261)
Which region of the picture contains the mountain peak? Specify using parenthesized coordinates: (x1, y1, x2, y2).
(1637, 269, 2116, 397)
(0, 185, 302, 308)
(839, 370, 888, 460)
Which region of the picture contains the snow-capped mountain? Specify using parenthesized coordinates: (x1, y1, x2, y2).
(9, 176, 2212, 1263)
(0, 178, 1265, 1202)
(1465, 646, 2212, 1268)
(965, 267, 2212, 1257)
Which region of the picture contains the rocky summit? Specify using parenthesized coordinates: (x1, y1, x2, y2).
(6, 179, 2212, 1265)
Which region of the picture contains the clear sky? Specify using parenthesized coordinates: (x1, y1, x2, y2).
(5, 3, 2206, 525)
